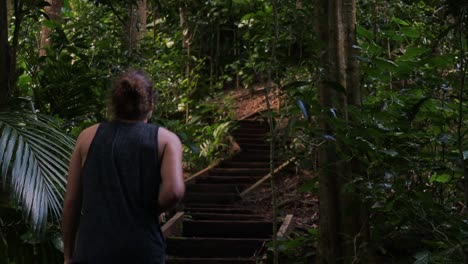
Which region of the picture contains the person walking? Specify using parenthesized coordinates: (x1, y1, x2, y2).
(62, 69, 185, 264)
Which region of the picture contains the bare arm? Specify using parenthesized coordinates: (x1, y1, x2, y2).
(158, 128, 185, 212)
(62, 137, 83, 263)
(61, 124, 97, 263)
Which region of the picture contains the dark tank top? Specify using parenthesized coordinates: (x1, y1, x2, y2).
(72, 121, 166, 264)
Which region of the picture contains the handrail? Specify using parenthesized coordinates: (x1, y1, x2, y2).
(161, 212, 184, 238)
(184, 130, 240, 184)
(184, 160, 220, 184)
(240, 157, 296, 198)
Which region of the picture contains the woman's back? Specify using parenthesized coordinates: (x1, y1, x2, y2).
(62, 69, 184, 264)
(72, 122, 165, 263)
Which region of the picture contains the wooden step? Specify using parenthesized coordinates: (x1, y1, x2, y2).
(186, 184, 248, 193)
(235, 138, 268, 144)
(186, 213, 266, 221)
(166, 237, 266, 258)
(230, 154, 270, 162)
(232, 132, 268, 138)
(184, 203, 245, 209)
(240, 149, 271, 155)
(183, 193, 240, 204)
(238, 143, 270, 149)
(237, 121, 268, 128)
(184, 207, 255, 214)
(233, 128, 269, 134)
(197, 176, 263, 184)
(166, 118, 282, 261)
(166, 257, 257, 264)
(183, 220, 273, 238)
(209, 168, 270, 176)
(219, 161, 270, 168)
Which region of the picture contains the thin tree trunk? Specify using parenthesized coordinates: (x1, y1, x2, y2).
(342, 1, 371, 263)
(39, 0, 62, 57)
(316, 1, 344, 262)
(316, 0, 365, 263)
(179, 5, 191, 123)
(6, 0, 11, 25)
(0, 0, 10, 105)
(124, 0, 147, 57)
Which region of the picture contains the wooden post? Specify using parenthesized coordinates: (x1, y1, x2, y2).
(277, 214, 294, 238)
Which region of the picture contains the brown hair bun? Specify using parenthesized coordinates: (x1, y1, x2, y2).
(111, 69, 156, 120)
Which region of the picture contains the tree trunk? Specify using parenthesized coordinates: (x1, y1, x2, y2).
(39, 0, 62, 57)
(0, 0, 11, 106)
(124, 0, 147, 57)
(316, 0, 366, 263)
(6, 0, 11, 25)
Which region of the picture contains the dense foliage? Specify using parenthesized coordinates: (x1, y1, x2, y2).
(0, 0, 467, 263)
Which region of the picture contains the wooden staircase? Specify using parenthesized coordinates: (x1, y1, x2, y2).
(165, 119, 288, 264)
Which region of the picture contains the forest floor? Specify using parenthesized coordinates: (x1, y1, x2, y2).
(228, 85, 319, 237)
(227, 83, 284, 119)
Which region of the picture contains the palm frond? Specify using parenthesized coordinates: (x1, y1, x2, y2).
(0, 110, 74, 233)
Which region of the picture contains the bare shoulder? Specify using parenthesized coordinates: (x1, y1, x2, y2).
(77, 123, 100, 166)
(158, 127, 181, 146)
(157, 127, 182, 158)
(77, 124, 100, 145)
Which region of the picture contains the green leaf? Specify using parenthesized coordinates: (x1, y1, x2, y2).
(375, 57, 399, 70)
(413, 250, 430, 264)
(233, 0, 248, 4)
(42, 19, 60, 29)
(399, 47, 429, 61)
(357, 25, 374, 40)
(401, 27, 420, 38)
(430, 173, 452, 183)
(299, 179, 317, 193)
(381, 149, 398, 157)
(390, 33, 405, 43)
(463, 150, 468, 160)
(308, 228, 318, 236)
(240, 13, 254, 22)
(296, 100, 310, 121)
(0, 110, 74, 233)
(392, 17, 410, 26)
(429, 53, 456, 68)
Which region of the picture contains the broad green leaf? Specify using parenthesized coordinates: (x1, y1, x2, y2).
(430, 173, 451, 183)
(42, 19, 60, 29)
(390, 33, 405, 43)
(401, 27, 420, 38)
(0, 110, 74, 233)
(399, 47, 429, 61)
(240, 13, 254, 22)
(428, 53, 456, 68)
(393, 60, 415, 76)
(375, 57, 399, 70)
(357, 25, 374, 40)
(392, 17, 410, 26)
